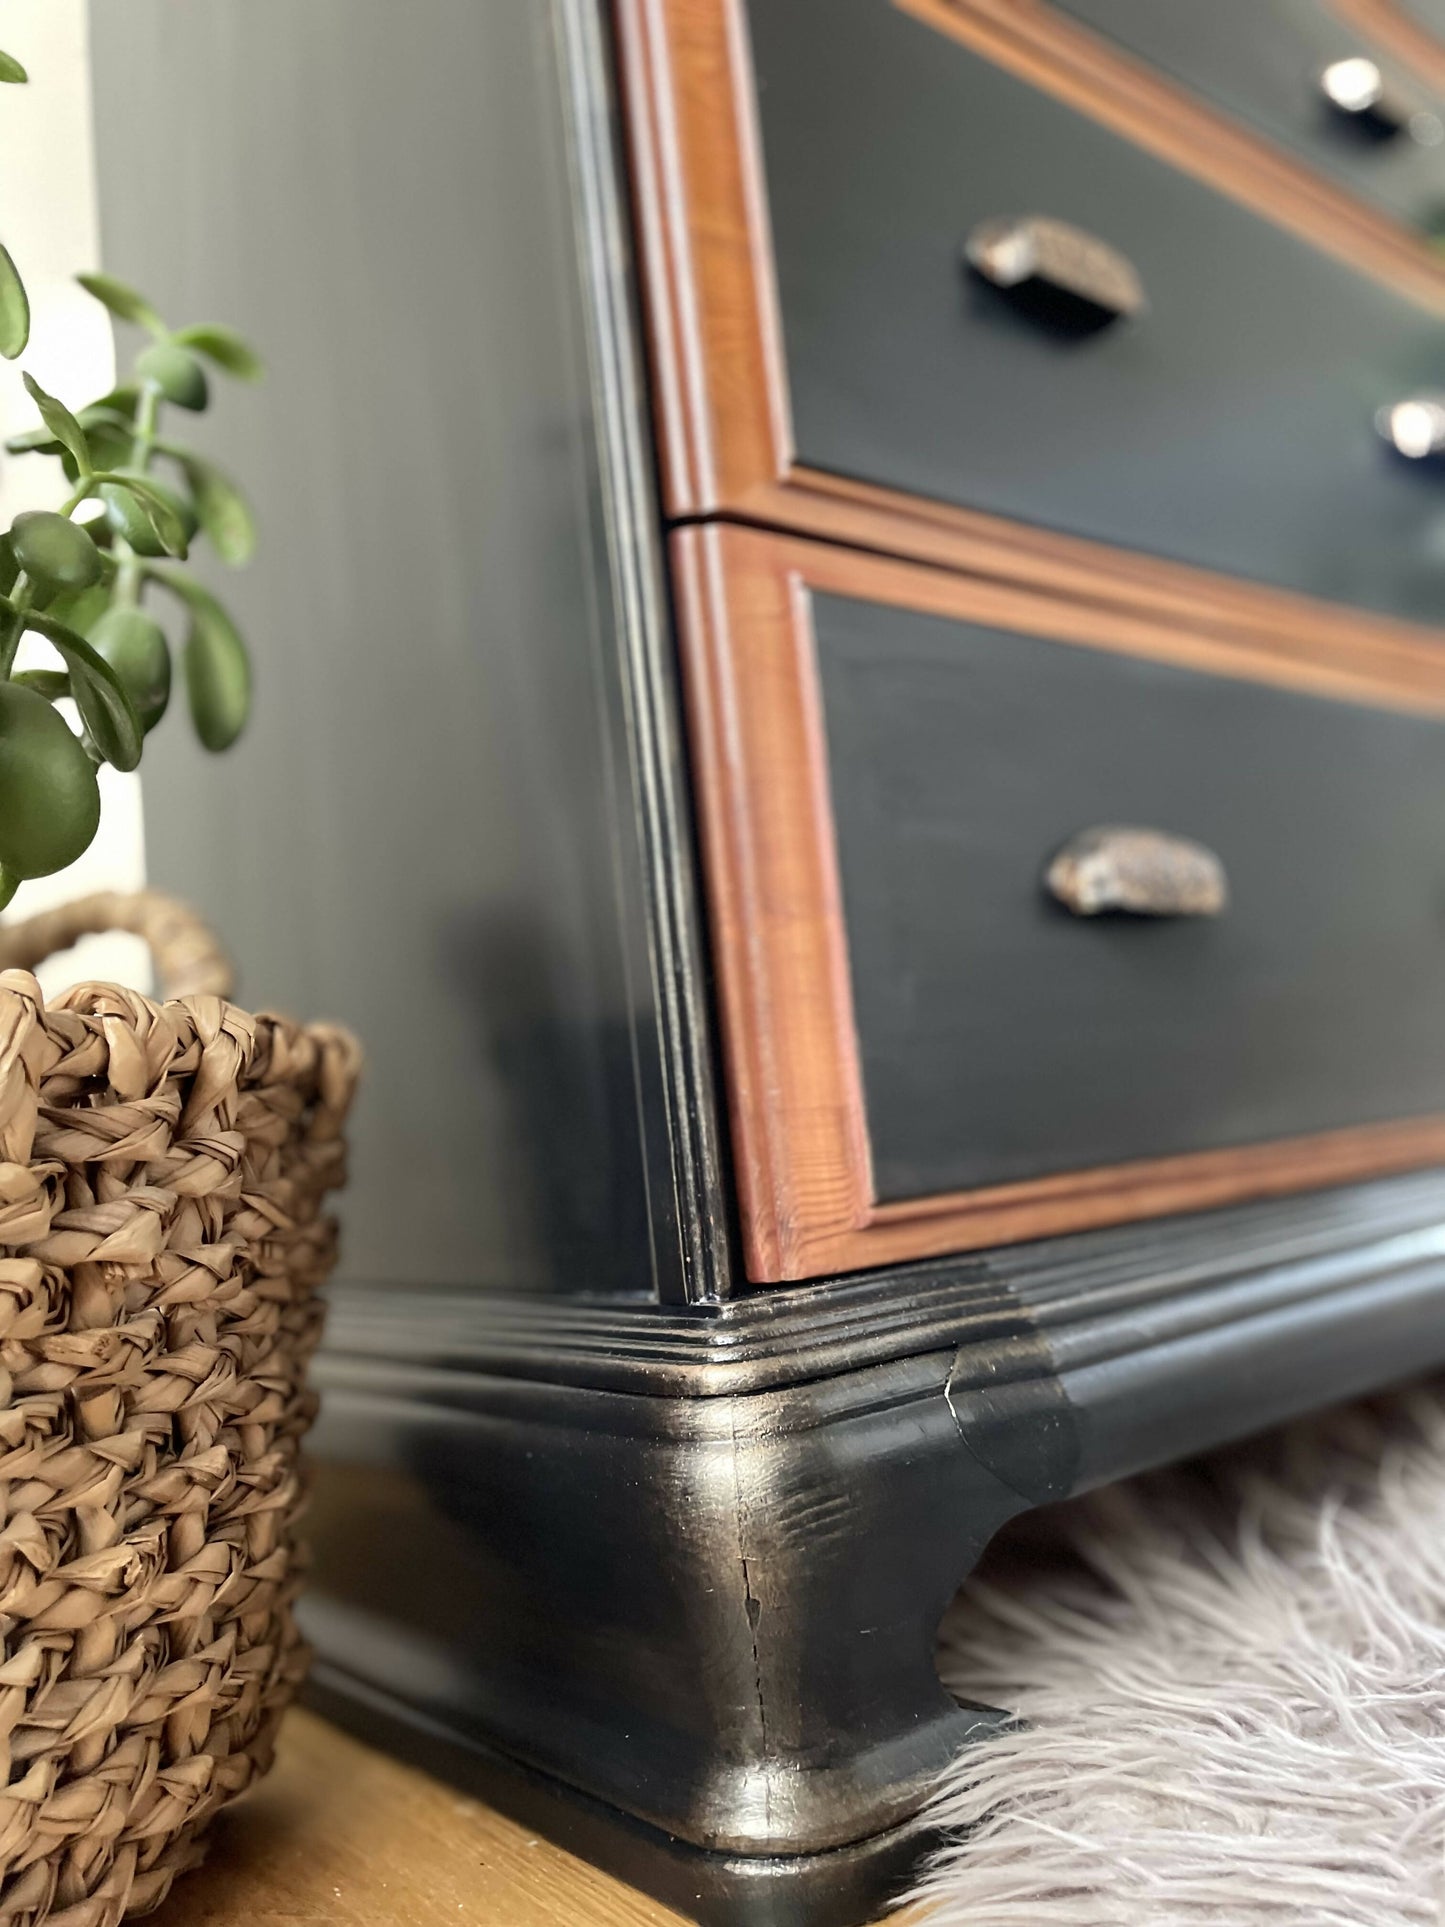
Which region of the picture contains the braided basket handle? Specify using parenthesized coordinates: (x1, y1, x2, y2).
(0, 889, 234, 1001)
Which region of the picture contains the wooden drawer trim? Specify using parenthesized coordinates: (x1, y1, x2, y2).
(619, 0, 1445, 678)
(674, 523, 1445, 1283)
(898, 0, 1445, 310)
(1331, 0, 1445, 100)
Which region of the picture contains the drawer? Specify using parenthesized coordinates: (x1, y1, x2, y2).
(1054, 0, 1445, 232)
(674, 524, 1445, 1282)
(622, 0, 1445, 645)
(751, 0, 1445, 624)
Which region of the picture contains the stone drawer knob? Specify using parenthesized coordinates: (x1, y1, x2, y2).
(1045, 825, 1228, 919)
(964, 214, 1145, 324)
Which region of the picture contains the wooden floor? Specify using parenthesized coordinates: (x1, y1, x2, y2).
(148, 1709, 908, 1927)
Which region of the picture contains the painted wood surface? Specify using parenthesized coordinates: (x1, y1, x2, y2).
(674, 524, 1445, 1281)
(619, 0, 1445, 636)
(1050, 0, 1445, 230)
(86, 0, 721, 1300)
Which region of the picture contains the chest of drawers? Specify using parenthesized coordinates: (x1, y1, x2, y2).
(90, 2, 1445, 1923)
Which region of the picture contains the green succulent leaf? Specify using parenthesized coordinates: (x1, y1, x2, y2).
(17, 605, 143, 772)
(76, 271, 166, 337)
(22, 373, 90, 475)
(13, 669, 70, 701)
(0, 681, 100, 877)
(78, 404, 137, 436)
(93, 471, 189, 558)
(4, 425, 61, 457)
(134, 343, 207, 411)
(0, 50, 27, 83)
(88, 604, 170, 732)
(172, 323, 263, 382)
(102, 471, 195, 554)
(78, 418, 133, 476)
(176, 454, 255, 564)
(0, 535, 18, 599)
(43, 581, 111, 637)
(96, 481, 157, 555)
(86, 385, 140, 422)
(152, 569, 251, 750)
(56, 412, 134, 480)
(9, 511, 102, 592)
(71, 518, 117, 567)
(0, 244, 29, 360)
(185, 615, 250, 751)
(4, 407, 129, 462)
(0, 865, 19, 915)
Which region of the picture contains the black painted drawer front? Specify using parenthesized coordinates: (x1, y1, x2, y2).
(813, 590, 1445, 1204)
(1055, 0, 1445, 231)
(744, 0, 1445, 626)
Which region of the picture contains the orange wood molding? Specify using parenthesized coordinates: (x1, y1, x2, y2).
(780, 466, 1445, 691)
(673, 522, 1445, 1283)
(614, 0, 792, 516)
(899, 0, 1445, 313)
(1330, 0, 1445, 100)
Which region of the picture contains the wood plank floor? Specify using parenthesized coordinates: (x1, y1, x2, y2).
(148, 1709, 911, 1927)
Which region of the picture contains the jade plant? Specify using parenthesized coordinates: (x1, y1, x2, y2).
(0, 43, 257, 910)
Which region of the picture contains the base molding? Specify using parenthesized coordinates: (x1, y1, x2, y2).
(304, 1662, 938, 1927)
(305, 1344, 1039, 1861)
(307, 1170, 1445, 1924)
(320, 1168, 1445, 1396)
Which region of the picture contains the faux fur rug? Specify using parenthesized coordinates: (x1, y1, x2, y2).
(905, 1386, 1445, 1927)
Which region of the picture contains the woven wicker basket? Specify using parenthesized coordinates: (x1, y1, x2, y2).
(0, 891, 359, 1925)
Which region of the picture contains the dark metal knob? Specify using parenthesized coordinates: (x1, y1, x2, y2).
(1045, 826, 1227, 919)
(964, 215, 1145, 324)
(1319, 57, 1443, 144)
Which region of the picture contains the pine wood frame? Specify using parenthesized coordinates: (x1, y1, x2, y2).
(675, 523, 1445, 1283)
(617, 0, 1445, 665)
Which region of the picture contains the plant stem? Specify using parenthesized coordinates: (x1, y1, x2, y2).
(0, 573, 35, 678)
(131, 380, 161, 471)
(114, 539, 141, 608)
(111, 378, 162, 608)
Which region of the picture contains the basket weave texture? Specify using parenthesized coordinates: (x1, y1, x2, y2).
(0, 893, 359, 1924)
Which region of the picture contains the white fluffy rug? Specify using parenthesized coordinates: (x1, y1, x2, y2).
(906, 1385, 1445, 1927)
